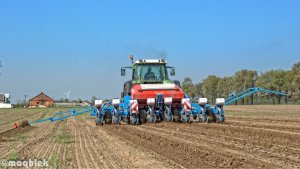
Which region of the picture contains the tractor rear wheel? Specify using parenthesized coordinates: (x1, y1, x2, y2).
(172, 109, 181, 122)
(104, 111, 112, 124)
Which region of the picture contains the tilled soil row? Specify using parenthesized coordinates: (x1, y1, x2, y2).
(71, 116, 184, 169)
(0, 109, 50, 133)
(1, 106, 300, 169)
(80, 111, 300, 169)
(141, 123, 300, 168)
(102, 124, 276, 168)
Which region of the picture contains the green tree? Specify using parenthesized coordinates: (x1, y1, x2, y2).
(292, 62, 300, 99)
(193, 82, 204, 98)
(256, 70, 288, 104)
(217, 77, 234, 98)
(182, 77, 195, 98)
(91, 96, 98, 105)
(234, 70, 258, 105)
(76, 98, 82, 103)
(282, 70, 294, 104)
(292, 62, 300, 74)
(202, 75, 220, 104)
(272, 70, 287, 104)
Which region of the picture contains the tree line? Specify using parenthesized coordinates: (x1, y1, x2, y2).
(182, 62, 300, 105)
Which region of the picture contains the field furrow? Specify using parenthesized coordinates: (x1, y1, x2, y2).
(1, 106, 300, 168)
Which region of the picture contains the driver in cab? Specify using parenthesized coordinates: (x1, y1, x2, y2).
(144, 67, 155, 80)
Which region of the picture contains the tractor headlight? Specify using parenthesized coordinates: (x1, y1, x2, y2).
(216, 98, 225, 106)
(112, 99, 120, 106)
(94, 100, 103, 107)
(164, 97, 173, 105)
(198, 98, 208, 106)
(147, 98, 155, 106)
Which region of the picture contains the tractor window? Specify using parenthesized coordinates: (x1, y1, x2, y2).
(135, 64, 168, 81)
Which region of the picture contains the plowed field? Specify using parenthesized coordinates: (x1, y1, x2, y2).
(1, 105, 300, 168)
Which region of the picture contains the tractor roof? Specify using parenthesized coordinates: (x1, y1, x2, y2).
(134, 59, 167, 64)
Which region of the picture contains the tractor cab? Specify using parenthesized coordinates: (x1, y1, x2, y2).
(121, 57, 181, 98)
(121, 55, 184, 110)
(121, 59, 176, 85)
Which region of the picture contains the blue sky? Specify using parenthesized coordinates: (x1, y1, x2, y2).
(0, 0, 299, 103)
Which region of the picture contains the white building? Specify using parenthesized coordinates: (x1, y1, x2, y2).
(0, 93, 12, 108)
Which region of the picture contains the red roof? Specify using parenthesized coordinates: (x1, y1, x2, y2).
(29, 92, 54, 101)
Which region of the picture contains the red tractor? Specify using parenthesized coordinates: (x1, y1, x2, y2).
(121, 56, 188, 124)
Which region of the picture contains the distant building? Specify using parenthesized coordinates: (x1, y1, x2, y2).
(0, 93, 12, 108)
(29, 92, 54, 107)
(0, 93, 9, 103)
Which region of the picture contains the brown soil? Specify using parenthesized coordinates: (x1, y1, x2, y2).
(0, 105, 299, 169)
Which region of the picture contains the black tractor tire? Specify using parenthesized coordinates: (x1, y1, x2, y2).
(172, 109, 181, 123)
(206, 109, 216, 123)
(139, 109, 147, 124)
(104, 110, 112, 124)
(174, 80, 181, 88)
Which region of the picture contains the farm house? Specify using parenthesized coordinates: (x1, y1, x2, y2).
(29, 92, 54, 108)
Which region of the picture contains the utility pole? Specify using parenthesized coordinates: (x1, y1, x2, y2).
(0, 60, 2, 76)
(24, 94, 27, 104)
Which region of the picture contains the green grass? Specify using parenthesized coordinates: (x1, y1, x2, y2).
(7, 152, 18, 161)
(49, 155, 59, 169)
(54, 126, 74, 144)
(0, 164, 8, 169)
